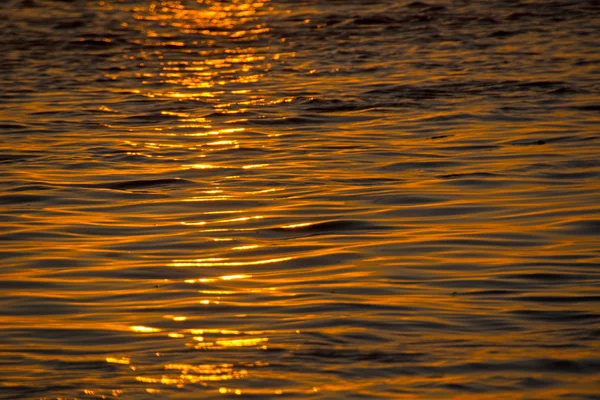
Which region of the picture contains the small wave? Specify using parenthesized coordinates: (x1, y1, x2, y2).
(351, 15, 396, 25)
(510, 310, 599, 324)
(379, 160, 462, 172)
(0, 194, 52, 204)
(263, 219, 388, 237)
(557, 220, 600, 236)
(95, 178, 195, 191)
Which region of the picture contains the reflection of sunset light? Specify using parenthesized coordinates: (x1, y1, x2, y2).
(242, 164, 269, 169)
(251, 188, 284, 194)
(136, 376, 179, 385)
(131, 326, 161, 333)
(169, 257, 291, 267)
(200, 290, 236, 294)
(171, 92, 215, 98)
(221, 274, 251, 280)
(5, 0, 281, 394)
(204, 210, 243, 215)
(232, 244, 259, 250)
(217, 216, 262, 223)
(106, 357, 130, 365)
(181, 195, 232, 201)
(160, 111, 189, 117)
(216, 338, 267, 347)
(135, 364, 249, 389)
(184, 274, 252, 283)
(207, 140, 237, 146)
(180, 117, 208, 122)
(281, 222, 313, 229)
(182, 164, 220, 169)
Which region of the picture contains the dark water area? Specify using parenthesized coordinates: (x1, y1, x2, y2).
(1, 0, 599, 398)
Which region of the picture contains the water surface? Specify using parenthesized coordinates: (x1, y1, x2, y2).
(1, 0, 599, 399)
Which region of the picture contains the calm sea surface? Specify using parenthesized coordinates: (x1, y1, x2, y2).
(1, 0, 599, 398)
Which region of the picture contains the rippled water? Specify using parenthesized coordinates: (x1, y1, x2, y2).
(1, 0, 599, 398)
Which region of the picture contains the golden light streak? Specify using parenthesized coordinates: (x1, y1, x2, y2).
(106, 357, 130, 365)
(168, 257, 291, 267)
(281, 222, 313, 229)
(231, 244, 259, 250)
(181, 164, 221, 169)
(221, 274, 251, 280)
(203, 210, 243, 215)
(216, 338, 267, 347)
(185, 275, 252, 283)
(207, 140, 237, 146)
(181, 195, 233, 201)
(200, 290, 236, 294)
(130, 326, 161, 333)
(217, 216, 262, 223)
(242, 164, 269, 169)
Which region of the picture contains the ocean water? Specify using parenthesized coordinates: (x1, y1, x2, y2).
(1, 0, 599, 398)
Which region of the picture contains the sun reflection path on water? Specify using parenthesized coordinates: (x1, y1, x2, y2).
(115, 323, 292, 395)
(96, 1, 303, 396)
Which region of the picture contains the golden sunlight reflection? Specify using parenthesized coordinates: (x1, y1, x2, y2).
(106, 357, 131, 365)
(185, 274, 251, 284)
(231, 244, 260, 250)
(242, 163, 269, 169)
(181, 195, 233, 201)
(4, 0, 598, 397)
(91, 1, 293, 396)
(215, 338, 268, 347)
(204, 210, 244, 215)
(169, 257, 291, 267)
(136, 0, 273, 97)
(220, 274, 251, 281)
(281, 222, 313, 229)
(182, 329, 271, 350)
(136, 363, 248, 385)
(127, 0, 279, 204)
(199, 290, 236, 294)
(130, 325, 162, 333)
(181, 164, 222, 170)
(163, 315, 187, 322)
(218, 387, 298, 396)
(216, 216, 263, 223)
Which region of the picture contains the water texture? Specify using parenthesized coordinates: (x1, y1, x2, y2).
(1, 0, 599, 398)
